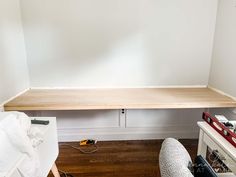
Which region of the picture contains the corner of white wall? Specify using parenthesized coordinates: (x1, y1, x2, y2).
(18, 0, 31, 88)
(207, 0, 220, 86)
(208, 85, 236, 101)
(0, 0, 30, 104)
(0, 88, 29, 112)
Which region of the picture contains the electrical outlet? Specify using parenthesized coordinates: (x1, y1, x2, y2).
(119, 109, 127, 128)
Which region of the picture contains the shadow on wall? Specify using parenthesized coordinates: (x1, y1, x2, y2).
(0, 17, 28, 103)
(20, 0, 217, 87)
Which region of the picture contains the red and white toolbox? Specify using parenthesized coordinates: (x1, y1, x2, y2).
(202, 112, 236, 148)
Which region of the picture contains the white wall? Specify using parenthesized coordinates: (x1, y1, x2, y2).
(210, 108, 236, 121)
(26, 109, 204, 141)
(20, 0, 218, 87)
(19, 0, 219, 141)
(209, 0, 236, 98)
(4, 0, 234, 141)
(0, 0, 29, 106)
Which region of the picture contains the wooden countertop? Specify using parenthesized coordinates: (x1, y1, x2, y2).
(4, 88, 236, 111)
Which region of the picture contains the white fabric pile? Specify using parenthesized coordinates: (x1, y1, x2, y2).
(0, 112, 43, 177)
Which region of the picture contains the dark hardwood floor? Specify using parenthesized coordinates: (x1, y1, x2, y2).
(48, 139, 198, 177)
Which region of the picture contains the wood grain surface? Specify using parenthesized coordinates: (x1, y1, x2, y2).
(48, 140, 198, 177)
(4, 88, 236, 111)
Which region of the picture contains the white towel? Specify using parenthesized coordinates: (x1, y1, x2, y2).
(0, 112, 42, 177)
(11, 111, 44, 148)
(0, 111, 31, 134)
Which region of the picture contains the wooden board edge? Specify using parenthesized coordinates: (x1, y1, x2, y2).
(2, 88, 30, 111)
(4, 103, 236, 111)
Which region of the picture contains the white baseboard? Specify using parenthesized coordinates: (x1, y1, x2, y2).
(57, 126, 199, 142)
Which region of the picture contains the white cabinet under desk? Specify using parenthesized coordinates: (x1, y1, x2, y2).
(197, 121, 236, 177)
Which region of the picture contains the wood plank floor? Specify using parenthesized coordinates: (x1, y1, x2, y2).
(48, 139, 198, 177)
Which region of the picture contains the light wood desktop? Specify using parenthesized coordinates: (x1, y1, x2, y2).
(4, 88, 236, 111)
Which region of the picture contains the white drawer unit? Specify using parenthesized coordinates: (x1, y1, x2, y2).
(3, 117, 58, 177)
(198, 121, 236, 177)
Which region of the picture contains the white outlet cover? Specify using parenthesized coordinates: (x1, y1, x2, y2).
(0, 105, 4, 112)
